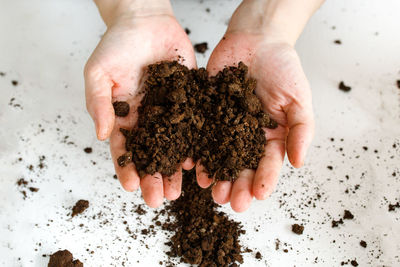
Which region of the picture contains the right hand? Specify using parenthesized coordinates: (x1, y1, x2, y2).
(84, 5, 196, 207)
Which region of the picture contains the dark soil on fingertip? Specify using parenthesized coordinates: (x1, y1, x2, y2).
(118, 61, 277, 182)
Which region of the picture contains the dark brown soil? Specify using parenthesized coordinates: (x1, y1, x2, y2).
(255, 252, 262, 259)
(291, 224, 304, 235)
(83, 147, 92, 154)
(11, 80, 18, 86)
(185, 28, 191, 35)
(388, 201, 400, 211)
(48, 250, 83, 267)
(118, 61, 277, 181)
(343, 210, 354, 220)
(160, 170, 246, 266)
(359, 240, 367, 248)
(194, 42, 208, 53)
(339, 81, 351, 92)
(71, 200, 89, 217)
(350, 259, 359, 266)
(334, 39, 342, 45)
(397, 80, 400, 89)
(113, 101, 130, 117)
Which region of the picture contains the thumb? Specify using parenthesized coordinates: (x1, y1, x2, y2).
(84, 64, 115, 141)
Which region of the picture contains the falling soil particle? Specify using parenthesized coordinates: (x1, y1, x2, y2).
(194, 42, 208, 53)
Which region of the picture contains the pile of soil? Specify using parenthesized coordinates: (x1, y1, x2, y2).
(160, 170, 246, 266)
(118, 61, 277, 181)
(48, 250, 83, 267)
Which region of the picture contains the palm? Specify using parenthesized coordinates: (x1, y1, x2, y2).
(85, 15, 196, 207)
(197, 32, 314, 212)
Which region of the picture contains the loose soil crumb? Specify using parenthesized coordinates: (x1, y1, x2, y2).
(343, 210, 354, 220)
(83, 147, 92, 154)
(339, 81, 351, 92)
(388, 201, 400, 211)
(185, 28, 191, 35)
(350, 259, 359, 266)
(48, 250, 83, 267)
(11, 80, 18, 86)
(72, 200, 89, 217)
(255, 251, 262, 260)
(359, 240, 367, 248)
(331, 218, 344, 228)
(291, 224, 304, 235)
(194, 42, 208, 53)
(334, 39, 342, 45)
(119, 61, 276, 181)
(113, 101, 130, 117)
(159, 170, 246, 266)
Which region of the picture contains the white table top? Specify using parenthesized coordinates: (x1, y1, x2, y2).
(0, 0, 399, 266)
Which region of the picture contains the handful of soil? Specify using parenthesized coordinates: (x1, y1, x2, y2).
(118, 61, 277, 181)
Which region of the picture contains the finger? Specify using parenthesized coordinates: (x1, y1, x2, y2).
(110, 128, 140, 192)
(211, 181, 232, 205)
(285, 101, 314, 168)
(230, 169, 255, 213)
(84, 64, 115, 140)
(163, 168, 182, 201)
(182, 158, 195, 170)
(252, 138, 285, 200)
(140, 172, 164, 208)
(196, 162, 213, 188)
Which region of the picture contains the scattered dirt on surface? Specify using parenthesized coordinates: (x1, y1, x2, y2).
(113, 101, 130, 117)
(291, 224, 304, 235)
(388, 201, 400, 212)
(158, 170, 247, 266)
(343, 210, 354, 220)
(338, 81, 351, 92)
(334, 39, 342, 45)
(71, 200, 89, 217)
(359, 240, 367, 248)
(48, 250, 83, 267)
(16, 178, 38, 199)
(194, 42, 208, 53)
(119, 61, 277, 181)
(83, 147, 92, 154)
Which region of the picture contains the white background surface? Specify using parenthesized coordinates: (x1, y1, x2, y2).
(1, 0, 400, 266)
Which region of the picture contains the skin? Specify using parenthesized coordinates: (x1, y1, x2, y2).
(85, 0, 322, 211)
(85, 11, 196, 207)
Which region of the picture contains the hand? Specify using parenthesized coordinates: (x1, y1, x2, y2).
(197, 31, 314, 212)
(84, 6, 196, 207)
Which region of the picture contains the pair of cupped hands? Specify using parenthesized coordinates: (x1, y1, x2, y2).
(84, 8, 314, 212)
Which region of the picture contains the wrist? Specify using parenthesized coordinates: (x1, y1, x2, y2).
(95, 0, 174, 28)
(227, 0, 324, 46)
